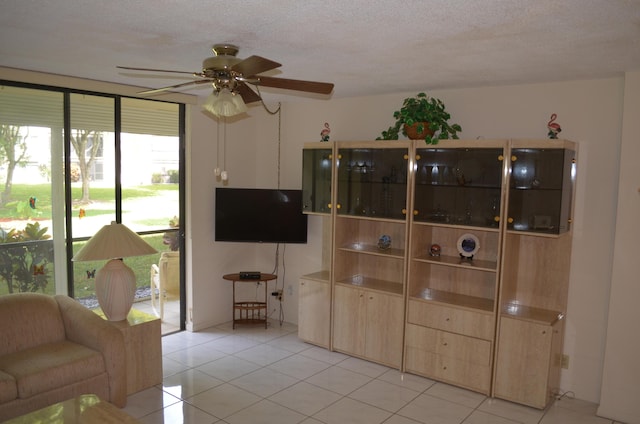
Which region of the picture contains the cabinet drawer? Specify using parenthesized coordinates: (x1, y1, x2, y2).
(405, 323, 492, 366)
(405, 343, 491, 394)
(407, 300, 494, 340)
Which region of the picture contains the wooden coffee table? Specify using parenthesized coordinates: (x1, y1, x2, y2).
(4, 394, 140, 423)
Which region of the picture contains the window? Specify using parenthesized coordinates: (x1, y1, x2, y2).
(0, 82, 184, 331)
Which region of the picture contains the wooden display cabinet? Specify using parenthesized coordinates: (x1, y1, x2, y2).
(298, 139, 577, 408)
(331, 141, 410, 368)
(298, 271, 331, 348)
(300, 143, 335, 347)
(493, 140, 576, 408)
(333, 284, 404, 367)
(404, 141, 506, 395)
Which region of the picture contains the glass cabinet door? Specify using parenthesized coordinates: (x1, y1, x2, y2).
(507, 147, 576, 234)
(302, 147, 333, 214)
(414, 148, 504, 228)
(336, 147, 409, 220)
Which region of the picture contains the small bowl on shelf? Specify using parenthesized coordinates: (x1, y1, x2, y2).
(378, 235, 392, 250)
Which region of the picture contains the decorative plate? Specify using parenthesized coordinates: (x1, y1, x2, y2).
(457, 233, 479, 258)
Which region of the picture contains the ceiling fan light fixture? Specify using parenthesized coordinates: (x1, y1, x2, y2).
(203, 88, 248, 117)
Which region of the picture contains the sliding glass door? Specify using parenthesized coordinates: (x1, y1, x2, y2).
(0, 85, 64, 296)
(0, 82, 184, 333)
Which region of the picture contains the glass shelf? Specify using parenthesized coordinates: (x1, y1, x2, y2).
(336, 146, 409, 219)
(414, 147, 504, 229)
(507, 147, 576, 234)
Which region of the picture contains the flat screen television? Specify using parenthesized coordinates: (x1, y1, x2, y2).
(215, 188, 308, 243)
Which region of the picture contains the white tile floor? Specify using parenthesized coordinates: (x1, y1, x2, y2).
(134, 298, 182, 335)
(120, 318, 623, 424)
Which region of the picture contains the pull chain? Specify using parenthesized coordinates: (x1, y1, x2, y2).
(221, 116, 228, 181)
(214, 119, 221, 177)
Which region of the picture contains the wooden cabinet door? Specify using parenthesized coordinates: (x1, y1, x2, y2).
(298, 278, 331, 348)
(332, 285, 366, 356)
(494, 317, 553, 409)
(365, 292, 404, 367)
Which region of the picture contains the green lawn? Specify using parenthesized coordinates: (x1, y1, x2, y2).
(2, 183, 178, 219)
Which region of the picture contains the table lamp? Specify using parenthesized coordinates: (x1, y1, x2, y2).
(72, 221, 158, 321)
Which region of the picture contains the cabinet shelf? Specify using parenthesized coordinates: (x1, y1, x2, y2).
(337, 214, 406, 224)
(301, 270, 331, 283)
(415, 182, 501, 190)
(501, 303, 564, 326)
(410, 287, 494, 313)
(505, 229, 564, 238)
(412, 254, 497, 272)
(338, 243, 405, 259)
(337, 275, 404, 296)
(416, 221, 501, 233)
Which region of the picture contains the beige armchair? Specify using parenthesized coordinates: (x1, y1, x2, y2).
(0, 293, 126, 420)
(150, 251, 180, 320)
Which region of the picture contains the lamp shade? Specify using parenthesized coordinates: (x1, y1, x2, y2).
(203, 89, 248, 117)
(72, 221, 157, 261)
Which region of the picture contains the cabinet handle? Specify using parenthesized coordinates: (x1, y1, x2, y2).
(498, 154, 504, 161)
(338, 154, 342, 159)
(511, 155, 517, 162)
(542, 330, 547, 335)
(416, 154, 421, 160)
(413, 210, 419, 216)
(402, 208, 407, 215)
(328, 203, 332, 209)
(507, 217, 514, 224)
(301, 282, 305, 286)
(443, 342, 448, 346)
(445, 317, 450, 322)
(443, 366, 447, 370)
(404, 154, 409, 160)
(568, 218, 572, 223)
(329, 154, 333, 159)
(336, 204, 341, 209)
(494, 216, 500, 222)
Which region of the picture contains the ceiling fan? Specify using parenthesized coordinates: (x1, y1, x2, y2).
(117, 44, 334, 117)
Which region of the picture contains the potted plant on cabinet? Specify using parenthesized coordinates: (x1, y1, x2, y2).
(378, 92, 462, 144)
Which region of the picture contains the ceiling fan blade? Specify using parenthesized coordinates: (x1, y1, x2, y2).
(235, 82, 262, 104)
(232, 56, 281, 77)
(117, 65, 202, 76)
(253, 76, 334, 95)
(138, 79, 211, 95)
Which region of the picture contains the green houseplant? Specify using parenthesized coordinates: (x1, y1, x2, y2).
(378, 92, 462, 144)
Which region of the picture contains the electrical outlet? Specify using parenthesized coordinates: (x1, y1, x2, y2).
(561, 354, 570, 369)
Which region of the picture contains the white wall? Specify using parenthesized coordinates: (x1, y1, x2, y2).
(597, 71, 640, 423)
(189, 77, 625, 404)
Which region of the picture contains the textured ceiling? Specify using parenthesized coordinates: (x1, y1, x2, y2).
(1, 0, 639, 102)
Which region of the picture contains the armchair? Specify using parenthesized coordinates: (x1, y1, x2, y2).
(149, 251, 180, 320)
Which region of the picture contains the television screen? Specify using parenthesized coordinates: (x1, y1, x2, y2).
(215, 188, 308, 243)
